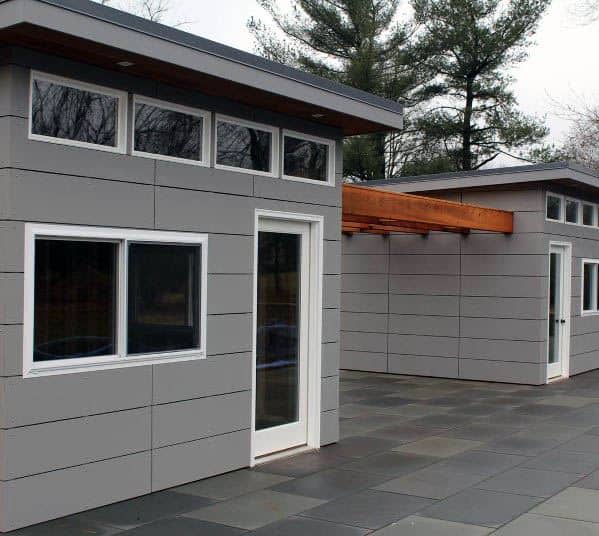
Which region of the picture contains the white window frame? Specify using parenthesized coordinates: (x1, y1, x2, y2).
(564, 197, 581, 225)
(23, 224, 208, 378)
(214, 114, 279, 178)
(131, 95, 211, 167)
(545, 192, 564, 222)
(282, 130, 336, 187)
(582, 202, 597, 227)
(581, 259, 599, 316)
(28, 71, 128, 154)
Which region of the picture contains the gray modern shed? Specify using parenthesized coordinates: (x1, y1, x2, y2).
(0, 0, 404, 530)
(341, 162, 599, 386)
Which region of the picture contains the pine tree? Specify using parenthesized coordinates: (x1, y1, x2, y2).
(409, 0, 551, 172)
(248, 0, 421, 180)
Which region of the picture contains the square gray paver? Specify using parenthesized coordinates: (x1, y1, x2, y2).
(270, 468, 389, 500)
(373, 465, 487, 499)
(475, 467, 582, 497)
(522, 449, 599, 474)
(117, 517, 246, 535)
(559, 434, 599, 453)
(248, 516, 370, 536)
(531, 486, 599, 522)
(369, 515, 493, 535)
(392, 437, 481, 458)
(342, 452, 437, 476)
(481, 433, 562, 456)
(300, 489, 435, 530)
(11, 517, 122, 536)
(421, 488, 542, 528)
(172, 469, 292, 500)
(78, 491, 215, 530)
(253, 450, 349, 478)
(432, 450, 527, 477)
(440, 424, 519, 442)
(492, 513, 599, 535)
(322, 436, 402, 459)
(184, 490, 325, 530)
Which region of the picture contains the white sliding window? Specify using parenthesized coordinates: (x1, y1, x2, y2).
(24, 224, 207, 377)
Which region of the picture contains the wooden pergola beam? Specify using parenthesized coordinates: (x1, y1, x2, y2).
(342, 184, 513, 234)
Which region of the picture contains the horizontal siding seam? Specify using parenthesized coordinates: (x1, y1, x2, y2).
(151, 427, 250, 452)
(152, 388, 251, 407)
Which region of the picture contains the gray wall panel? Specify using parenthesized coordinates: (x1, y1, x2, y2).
(389, 294, 459, 316)
(460, 338, 544, 364)
(461, 254, 546, 277)
(0, 274, 22, 324)
(342, 273, 388, 294)
(0, 65, 28, 118)
(341, 331, 388, 353)
(390, 233, 460, 255)
(0, 407, 150, 479)
(341, 312, 388, 333)
(389, 275, 460, 295)
(342, 234, 389, 255)
(151, 429, 250, 491)
(388, 315, 459, 337)
(461, 275, 547, 298)
(389, 254, 460, 275)
(341, 292, 388, 313)
(0, 366, 152, 428)
(321, 376, 339, 411)
(155, 162, 253, 196)
(388, 354, 458, 378)
(208, 234, 253, 275)
(0, 452, 151, 532)
(459, 359, 544, 385)
(152, 391, 250, 448)
(461, 188, 544, 212)
(0, 324, 22, 377)
(153, 353, 251, 404)
(320, 409, 339, 446)
(460, 296, 546, 320)
(342, 254, 388, 274)
(6, 117, 155, 185)
(324, 240, 341, 275)
(322, 342, 340, 378)
(460, 318, 546, 341)
(207, 274, 253, 315)
(388, 334, 459, 358)
(0, 169, 155, 228)
(323, 308, 340, 343)
(254, 176, 341, 207)
(324, 275, 341, 308)
(0, 222, 24, 272)
(341, 350, 387, 372)
(206, 314, 253, 356)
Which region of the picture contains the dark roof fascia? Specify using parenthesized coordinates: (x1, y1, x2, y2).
(0, 0, 403, 119)
(364, 162, 599, 193)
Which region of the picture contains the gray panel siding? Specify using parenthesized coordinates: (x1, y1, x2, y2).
(341, 186, 548, 383)
(0, 452, 151, 532)
(0, 61, 341, 530)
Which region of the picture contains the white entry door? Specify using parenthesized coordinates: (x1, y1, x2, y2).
(547, 243, 571, 380)
(253, 218, 310, 457)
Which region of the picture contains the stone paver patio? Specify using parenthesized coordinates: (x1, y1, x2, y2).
(14, 369, 599, 535)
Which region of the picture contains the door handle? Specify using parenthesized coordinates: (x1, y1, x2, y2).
(560, 319, 566, 324)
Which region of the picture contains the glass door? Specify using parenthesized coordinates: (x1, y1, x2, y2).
(254, 219, 310, 457)
(547, 244, 570, 380)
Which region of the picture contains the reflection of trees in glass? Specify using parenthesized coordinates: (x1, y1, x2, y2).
(135, 103, 203, 160)
(217, 121, 271, 172)
(284, 137, 327, 181)
(31, 80, 118, 146)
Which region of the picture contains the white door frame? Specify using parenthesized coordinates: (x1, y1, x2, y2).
(250, 209, 323, 464)
(547, 241, 571, 381)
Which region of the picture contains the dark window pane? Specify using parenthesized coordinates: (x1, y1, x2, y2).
(216, 120, 271, 172)
(546, 196, 561, 220)
(583, 204, 595, 226)
(31, 79, 118, 147)
(128, 243, 200, 355)
(284, 136, 329, 182)
(584, 263, 594, 311)
(134, 102, 203, 161)
(256, 232, 301, 430)
(34, 240, 117, 362)
(565, 200, 579, 223)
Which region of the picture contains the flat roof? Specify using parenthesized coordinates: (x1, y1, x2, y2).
(0, 0, 403, 135)
(366, 161, 599, 193)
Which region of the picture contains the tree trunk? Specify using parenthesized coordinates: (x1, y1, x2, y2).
(462, 79, 474, 171)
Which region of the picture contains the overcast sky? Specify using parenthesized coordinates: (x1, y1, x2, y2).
(164, 0, 596, 152)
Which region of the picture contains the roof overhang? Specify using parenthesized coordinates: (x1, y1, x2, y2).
(368, 162, 599, 194)
(342, 184, 514, 235)
(0, 0, 403, 136)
